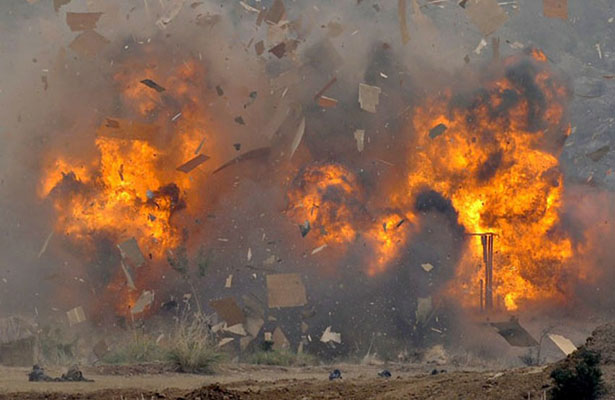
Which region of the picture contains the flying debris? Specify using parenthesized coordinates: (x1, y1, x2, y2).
(176, 154, 210, 173)
(266, 273, 307, 308)
(140, 79, 166, 92)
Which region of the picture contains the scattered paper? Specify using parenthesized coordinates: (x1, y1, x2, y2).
(247, 248, 253, 262)
(266, 273, 307, 308)
(354, 129, 365, 152)
(359, 83, 381, 113)
(245, 317, 264, 337)
(224, 323, 247, 336)
(217, 337, 234, 347)
(320, 326, 342, 344)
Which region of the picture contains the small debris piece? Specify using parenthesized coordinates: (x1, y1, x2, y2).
(429, 123, 447, 139)
(233, 143, 241, 151)
(156, 0, 184, 29)
(247, 248, 252, 262)
(234, 116, 246, 125)
(213, 147, 271, 174)
(415, 296, 433, 324)
(354, 129, 365, 152)
(140, 79, 166, 92)
(458, 0, 468, 7)
(41, 75, 48, 91)
(548, 334, 576, 355)
(329, 369, 342, 380)
(543, 0, 567, 20)
(38, 231, 54, 258)
(217, 337, 234, 347)
(224, 274, 233, 289)
(464, 0, 508, 37)
(191, 2, 203, 8)
(317, 96, 338, 107)
(421, 263, 434, 272)
(263, 254, 277, 266)
(474, 38, 488, 54)
(120, 260, 136, 289)
(97, 118, 159, 141)
(66, 306, 86, 327)
(491, 318, 539, 347)
(239, 1, 259, 13)
(210, 297, 245, 326)
(265, 0, 286, 24)
(215, 85, 224, 96)
(266, 273, 307, 308)
(358, 83, 381, 113)
(65, 12, 102, 31)
(398, 0, 410, 44)
(289, 117, 306, 159)
(311, 244, 327, 255)
(117, 237, 146, 268)
(301, 321, 309, 333)
(272, 326, 290, 350)
(68, 30, 109, 58)
(268, 42, 287, 58)
(255, 40, 265, 56)
(586, 145, 610, 162)
(172, 112, 182, 122)
(176, 154, 210, 173)
(299, 220, 311, 237)
(131, 290, 154, 315)
(314, 77, 337, 101)
(378, 370, 392, 378)
(321, 326, 342, 344)
(53, 0, 71, 12)
(245, 317, 264, 337)
(224, 323, 247, 336)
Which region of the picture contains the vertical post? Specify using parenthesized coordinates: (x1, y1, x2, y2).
(481, 234, 494, 311)
(479, 279, 484, 311)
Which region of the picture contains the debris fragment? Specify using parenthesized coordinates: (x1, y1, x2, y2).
(176, 154, 210, 173)
(358, 83, 381, 113)
(234, 116, 246, 125)
(543, 0, 567, 20)
(311, 244, 327, 255)
(38, 231, 54, 258)
(415, 297, 433, 324)
(213, 147, 271, 174)
(117, 237, 146, 268)
(120, 260, 136, 289)
(215, 85, 224, 96)
(474, 38, 488, 54)
(354, 129, 365, 152)
(421, 263, 434, 272)
(225, 274, 233, 288)
(245, 317, 264, 337)
(172, 112, 182, 122)
(255, 40, 265, 56)
(272, 326, 290, 350)
(53, 0, 71, 12)
(299, 220, 311, 237)
(548, 334, 577, 355)
(247, 248, 252, 262)
(140, 79, 166, 92)
(429, 123, 447, 139)
(155, 0, 184, 29)
(68, 30, 109, 58)
(65, 12, 102, 31)
(265, 0, 286, 24)
(239, 1, 260, 13)
(266, 273, 307, 308)
(320, 326, 342, 344)
(491, 318, 538, 347)
(217, 337, 234, 347)
(268, 42, 287, 58)
(586, 146, 610, 162)
(317, 96, 338, 108)
(224, 323, 247, 336)
(97, 118, 159, 141)
(464, 0, 508, 37)
(314, 77, 337, 101)
(398, 0, 410, 44)
(289, 117, 306, 159)
(131, 290, 155, 315)
(66, 306, 86, 327)
(209, 297, 245, 326)
(233, 143, 241, 151)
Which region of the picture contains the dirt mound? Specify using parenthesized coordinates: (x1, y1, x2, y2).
(181, 384, 242, 400)
(85, 362, 176, 376)
(581, 323, 615, 364)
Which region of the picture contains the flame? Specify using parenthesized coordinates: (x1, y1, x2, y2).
(405, 52, 572, 310)
(39, 58, 214, 317)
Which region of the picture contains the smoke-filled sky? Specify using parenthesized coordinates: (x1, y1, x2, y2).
(1, 0, 615, 362)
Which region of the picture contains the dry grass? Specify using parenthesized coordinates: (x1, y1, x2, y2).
(165, 315, 222, 374)
(246, 349, 318, 367)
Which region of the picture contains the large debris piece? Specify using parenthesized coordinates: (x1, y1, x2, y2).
(548, 334, 577, 355)
(117, 237, 146, 268)
(543, 0, 568, 20)
(358, 83, 381, 113)
(464, 0, 508, 37)
(491, 318, 538, 347)
(68, 30, 109, 58)
(210, 297, 245, 326)
(131, 290, 155, 315)
(176, 154, 210, 173)
(398, 0, 410, 44)
(66, 12, 103, 31)
(320, 326, 342, 344)
(266, 273, 307, 308)
(66, 306, 86, 327)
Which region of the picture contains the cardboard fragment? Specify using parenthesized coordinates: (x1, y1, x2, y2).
(66, 12, 103, 31)
(317, 96, 338, 108)
(131, 290, 155, 315)
(117, 237, 146, 268)
(53, 0, 71, 12)
(66, 306, 86, 327)
(465, 0, 508, 37)
(265, 0, 286, 24)
(255, 40, 265, 56)
(398, 0, 410, 44)
(421, 263, 434, 272)
(491, 319, 538, 347)
(320, 326, 341, 344)
(354, 130, 365, 152)
(289, 117, 305, 159)
(266, 273, 307, 308)
(359, 83, 381, 113)
(225, 274, 233, 288)
(176, 154, 210, 173)
(69, 30, 109, 58)
(415, 297, 432, 324)
(97, 118, 159, 141)
(314, 77, 337, 100)
(242, 293, 265, 319)
(272, 326, 290, 350)
(268, 42, 287, 58)
(548, 334, 577, 355)
(224, 323, 247, 336)
(543, 0, 567, 20)
(120, 260, 136, 289)
(245, 317, 264, 337)
(213, 147, 271, 174)
(210, 297, 245, 326)
(586, 145, 610, 162)
(240, 336, 253, 351)
(217, 337, 234, 347)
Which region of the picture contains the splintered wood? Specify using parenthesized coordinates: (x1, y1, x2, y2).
(266, 273, 307, 308)
(543, 0, 568, 20)
(464, 0, 508, 37)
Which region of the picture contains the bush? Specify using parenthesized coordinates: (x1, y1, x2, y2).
(165, 315, 222, 374)
(246, 349, 317, 366)
(101, 334, 166, 364)
(551, 348, 604, 400)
